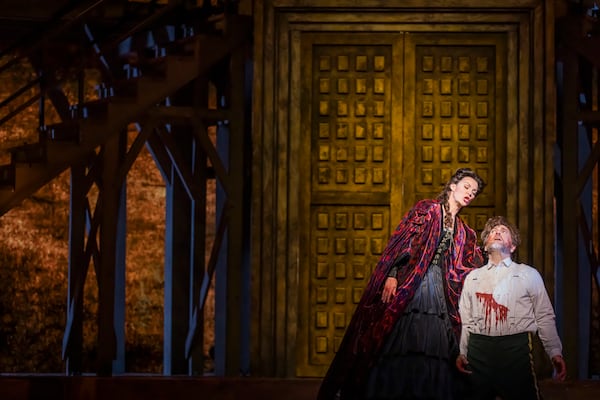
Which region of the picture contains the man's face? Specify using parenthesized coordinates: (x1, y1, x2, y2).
(484, 224, 516, 254)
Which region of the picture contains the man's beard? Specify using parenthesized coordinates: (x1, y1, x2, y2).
(485, 241, 509, 253)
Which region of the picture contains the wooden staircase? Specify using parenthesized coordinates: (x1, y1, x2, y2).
(0, 1, 252, 216)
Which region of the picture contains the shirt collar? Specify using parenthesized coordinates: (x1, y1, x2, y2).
(486, 257, 513, 269)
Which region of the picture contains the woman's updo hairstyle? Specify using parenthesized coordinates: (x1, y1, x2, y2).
(436, 167, 486, 205)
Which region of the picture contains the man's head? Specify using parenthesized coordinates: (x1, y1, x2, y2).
(481, 216, 520, 254)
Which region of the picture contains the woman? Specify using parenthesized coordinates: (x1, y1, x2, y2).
(317, 168, 485, 400)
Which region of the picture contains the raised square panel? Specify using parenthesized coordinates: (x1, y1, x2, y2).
(373, 123, 384, 139)
(352, 288, 363, 303)
(335, 213, 348, 229)
(477, 102, 488, 117)
(319, 123, 330, 139)
(421, 168, 433, 184)
(319, 145, 330, 161)
(371, 238, 384, 254)
(335, 168, 348, 183)
(441, 56, 453, 72)
(477, 79, 488, 95)
(371, 213, 384, 229)
(459, 56, 471, 72)
(337, 78, 349, 93)
(373, 168, 384, 184)
(374, 78, 385, 94)
(355, 123, 367, 139)
(335, 262, 347, 278)
(458, 146, 470, 162)
(476, 213, 489, 230)
(319, 100, 329, 116)
(335, 288, 346, 303)
(458, 102, 470, 118)
(336, 147, 348, 162)
(440, 101, 452, 117)
(316, 287, 328, 303)
(354, 167, 367, 183)
(477, 57, 489, 73)
(317, 237, 329, 254)
(316, 311, 328, 328)
(317, 212, 329, 229)
(355, 102, 366, 117)
(459, 79, 470, 95)
(356, 78, 367, 94)
(422, 124, 434, 140)
(352, 262, 365, 279)
(440, 146, 452, 162)
(422, 56, 434, 71)
(319, 78, 330, 93)
(319, 56, 331, 71)
(337, 123, 348, 138)
(316, 337, 328, 353)
(374, 55, 385, 71)
(441, 124, 452, 140)
(318, 167, 330, 184)
(337, 55, 349, 71)
(337, 100, 348, 116)
(440, 79, 452, 95)
(476, 168, 489, 183)
(373, 146, 384, 162)
(353, 213, 366, 229)
(422, 146, 433, 162)
(374, 101, 385, 116)
(441, 168, 452, 184)
(477, 124, 488, 140)
(353, 238, 366, 255)
(423, 79, 434, 94)
(335, 237, 347, 254)
(422, 101, 434, 117)
(477, 146, 488, 162)
(333, 313, 346, 328)
(458, 124, 470, 140)
(356, 55, 368, 71)
(355, 145, 367, 161)
(316, 262, 328, 279)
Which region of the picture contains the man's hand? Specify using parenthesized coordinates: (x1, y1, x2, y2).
(551, 355, 567, 381)
(381, 277, 397, 303)
(456, 354, 472, 375)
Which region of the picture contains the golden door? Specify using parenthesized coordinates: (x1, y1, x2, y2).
(296, 31, 506, 377)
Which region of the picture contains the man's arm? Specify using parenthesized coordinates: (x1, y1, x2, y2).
(530, 268, 566, 381)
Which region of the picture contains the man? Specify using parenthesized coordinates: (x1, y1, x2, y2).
(456, 216, 567, 400)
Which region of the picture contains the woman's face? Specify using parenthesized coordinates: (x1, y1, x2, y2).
(450, 177, 479, 208)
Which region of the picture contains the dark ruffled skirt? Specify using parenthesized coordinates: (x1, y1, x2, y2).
(365, 263, 462, 400)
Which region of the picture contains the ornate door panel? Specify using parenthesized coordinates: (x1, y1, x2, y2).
(403, 33, 507, 231)
(297, 32, 507, 377)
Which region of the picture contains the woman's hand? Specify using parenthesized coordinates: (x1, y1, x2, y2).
(382, 277, 397, 303)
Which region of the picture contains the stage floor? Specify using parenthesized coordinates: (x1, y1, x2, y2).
(0, 376, 599, 399)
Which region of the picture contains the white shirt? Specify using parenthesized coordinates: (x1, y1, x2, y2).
(458, 257, 563, 359)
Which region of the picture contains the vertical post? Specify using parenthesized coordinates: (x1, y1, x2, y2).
(560, 47, 580, 379)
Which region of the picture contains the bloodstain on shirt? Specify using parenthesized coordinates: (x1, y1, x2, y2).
(476, 292, 509, 332)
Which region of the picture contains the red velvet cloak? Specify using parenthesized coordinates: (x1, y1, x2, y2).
(317, 199, 483, 399)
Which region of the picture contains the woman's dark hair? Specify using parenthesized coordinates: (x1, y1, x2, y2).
(436, 168, 486, 204)
(481, 216, 521, 247)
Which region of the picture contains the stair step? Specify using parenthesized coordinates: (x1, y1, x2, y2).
(8, 142, 47, 164)
(0, 165, 15, 190)
(46, 120, 81, 142)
